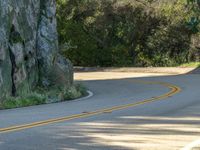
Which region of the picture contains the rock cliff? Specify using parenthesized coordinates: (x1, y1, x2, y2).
(0, 0, 73, 101)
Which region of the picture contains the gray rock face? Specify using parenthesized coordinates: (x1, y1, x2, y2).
(0, 0, 73, 101)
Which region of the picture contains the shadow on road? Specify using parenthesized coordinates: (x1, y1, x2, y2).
(54, 70, 200, 150)
(50, 113, 200, 150)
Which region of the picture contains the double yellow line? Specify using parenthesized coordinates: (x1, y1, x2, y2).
(0, 80, 181, 134)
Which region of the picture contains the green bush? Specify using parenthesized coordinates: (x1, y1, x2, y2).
(1, 93, 47, 109)
(58, 83, 88, 101)
(0, 84, 88, 109)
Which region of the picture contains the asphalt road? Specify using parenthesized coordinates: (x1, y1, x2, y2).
(0, 72, 200, 150)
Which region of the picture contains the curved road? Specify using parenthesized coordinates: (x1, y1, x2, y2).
(0, 72, 200, 150)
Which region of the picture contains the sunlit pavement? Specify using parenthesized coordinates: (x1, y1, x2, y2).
(0, 71, 200, 150)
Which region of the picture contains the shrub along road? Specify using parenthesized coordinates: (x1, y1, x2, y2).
(0, 71, 200, 150)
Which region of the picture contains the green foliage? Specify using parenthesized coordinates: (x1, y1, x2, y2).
(0, 83, 88, 109)
(58, 21, 98, 66)
(179, 61, 200, 67)
(57, 0, 200, 67)
(1, 93, 47, 109)
(59, 84, 87, 100)
(186, 0, 200, 33)
(36, 83, 88, 103)
(75, 83, 88, 97)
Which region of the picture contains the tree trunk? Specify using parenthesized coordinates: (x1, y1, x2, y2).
(0, 0, 73, 101)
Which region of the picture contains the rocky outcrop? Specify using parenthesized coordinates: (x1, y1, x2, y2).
(0, 0, 73, 101)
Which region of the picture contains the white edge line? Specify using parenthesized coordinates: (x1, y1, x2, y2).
(45, 90, 94, 105)
(181, 139, 200, 150)
(71, 90, 94, 102)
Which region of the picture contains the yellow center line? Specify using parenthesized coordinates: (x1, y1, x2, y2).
(0, 80, 181, 134)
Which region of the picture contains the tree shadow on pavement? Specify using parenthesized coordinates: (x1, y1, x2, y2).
(40, 73, 200, 150)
